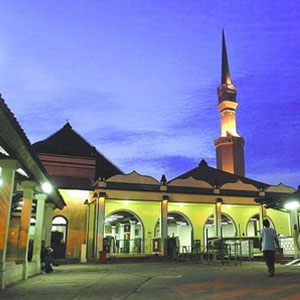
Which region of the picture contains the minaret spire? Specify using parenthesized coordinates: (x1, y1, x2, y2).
(222, 29, 231, 84)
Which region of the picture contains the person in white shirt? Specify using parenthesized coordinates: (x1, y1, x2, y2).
(259, 219, 280, 277)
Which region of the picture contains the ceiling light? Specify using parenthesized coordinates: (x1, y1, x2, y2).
(42, 182, 52, 194)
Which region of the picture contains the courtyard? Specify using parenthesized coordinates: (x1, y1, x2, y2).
(0, 260, 300, 300)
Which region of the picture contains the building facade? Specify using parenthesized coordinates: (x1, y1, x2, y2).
(0, 95, 65, 289)
(1, 33, 299, 292)
(30, 33, 297, 261)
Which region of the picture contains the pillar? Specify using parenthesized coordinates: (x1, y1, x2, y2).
(119, 224, 125, 252)
(290, 208, 299, 259)
(43, 203, 55, 247)
(214, 200, 222, 238)
(259, 205, 266, 234)
(17, 181, 35, 280)
(32, 193, 47, 272)
(111, 226, 116, 238)
(130, 221, 136, 253)
(161, 197, 168, 256)
(0, 159, 19, 289)
(96, 193, 105, 259)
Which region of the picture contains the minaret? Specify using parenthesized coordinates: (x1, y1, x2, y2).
(214, 30, 245, 176)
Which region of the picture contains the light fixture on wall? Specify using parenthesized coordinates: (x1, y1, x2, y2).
(284, 201, 300, 210)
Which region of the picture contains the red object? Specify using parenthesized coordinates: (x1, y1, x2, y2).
(275, 248, 283, 263)
(97, 250, 107, 263)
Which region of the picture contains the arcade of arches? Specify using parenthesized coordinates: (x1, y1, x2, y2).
(70, 194, 294, 260)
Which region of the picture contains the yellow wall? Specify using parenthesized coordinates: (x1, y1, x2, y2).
(222, 204, 260, 236)
(53, 189, 90, 258)
(105, 199, 160, 253)
(267, 208, 290, 236)
(168, 202, 214, 243)
(54, 189, 293, 257)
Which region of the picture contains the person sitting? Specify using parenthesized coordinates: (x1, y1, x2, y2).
(41, 240, 57, 274)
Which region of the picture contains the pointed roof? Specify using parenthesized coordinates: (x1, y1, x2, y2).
(33, 122, 123, 179)
(222, 30, 232, 84)
(169, 160, 269, 189)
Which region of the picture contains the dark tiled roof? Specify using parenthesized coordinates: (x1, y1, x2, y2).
(169, 159, 269, 189)
(0, 95, 65, 208)
(51, 175, 94, 190)
(33, 123, 122, 179)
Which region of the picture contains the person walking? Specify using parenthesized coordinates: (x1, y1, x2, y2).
(259, 219, 280, 277)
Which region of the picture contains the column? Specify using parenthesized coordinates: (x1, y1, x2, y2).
(0, 159, 19, 289)
(290, 208, 299, 259)
(119, 224, 125, 252)
(130, 221, 136, 253)
(259, 205, 266, 235)
(111, 226, 116, 238)
(161, 197, 168, 256)
(16, 181, 35, 280)
(32, 194, 47, 272)
(43, 203, 55, 247)
(96, 193, 105, 259)
(214, 200, 222, 238)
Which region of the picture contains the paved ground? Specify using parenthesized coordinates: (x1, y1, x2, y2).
(1, 260, 300, 299)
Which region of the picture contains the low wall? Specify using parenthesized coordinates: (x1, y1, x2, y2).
(4, 263, 23, 286)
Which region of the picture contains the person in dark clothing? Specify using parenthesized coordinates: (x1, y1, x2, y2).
(41, 240, 55, 274)
(259, 219, 280, 277)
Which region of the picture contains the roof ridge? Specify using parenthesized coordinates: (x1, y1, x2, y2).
(70, 126, 123, 174)
(34, 122, 123, 174)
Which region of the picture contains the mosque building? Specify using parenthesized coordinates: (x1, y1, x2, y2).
(31, 32, 297, 260)
(0, 32, 299, 288)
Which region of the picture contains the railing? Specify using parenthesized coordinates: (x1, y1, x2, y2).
(105, 238, 155, 255)
(279, 236, 295, 257)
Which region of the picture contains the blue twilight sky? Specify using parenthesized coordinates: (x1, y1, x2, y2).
(0, 1, 299, 187)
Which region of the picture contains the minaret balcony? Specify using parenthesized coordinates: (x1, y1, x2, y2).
(214, 136, 245, 147)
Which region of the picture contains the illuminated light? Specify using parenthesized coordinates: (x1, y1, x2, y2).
(16, 168, 29, 177)
(226, 76, 232, 85)
(0, 178, 3, 186)
(66, 190, 89, 199)
(284, 201, 300, 210)
(42, 182, 52, 194)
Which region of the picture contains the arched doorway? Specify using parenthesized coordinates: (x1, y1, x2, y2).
(104, 211, 144, 255)
(154, 212, 193, 253)
(246, 214, 275, 237)
(204, 213, 237, 240)
(51, 216, 68, 259)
